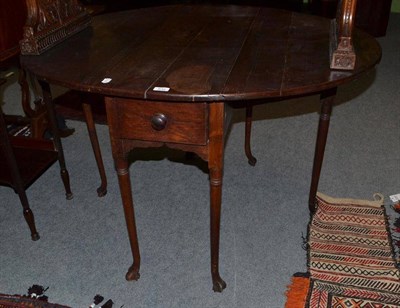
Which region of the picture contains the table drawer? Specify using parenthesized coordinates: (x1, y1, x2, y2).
(109, 98, 208, 145)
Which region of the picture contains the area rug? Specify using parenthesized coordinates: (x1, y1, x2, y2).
(0, 294, 70, 308)
(285, 192, 400, 308)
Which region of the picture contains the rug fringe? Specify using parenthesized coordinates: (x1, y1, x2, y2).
(285, 276, 310, 308)
(316, 192, 384, 208)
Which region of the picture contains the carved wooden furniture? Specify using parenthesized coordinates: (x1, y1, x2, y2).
(329, 0, 357, 70)
(0, 0, 75, 242)
(50, 0, 305, 197)
(0, 0, 48, 139)
(245, 0, 358, 169)
(20, 5, 381, 292)
(0, 0, 78, 140)
(20, 0, 91, 55)
(17, 0, 107, 196)
(0, 78, 73, 240)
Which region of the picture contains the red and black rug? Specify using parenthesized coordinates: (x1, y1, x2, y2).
(0, 288, 110, 308)
(0, 294, 70, 308)
(285, 193, 400, 308)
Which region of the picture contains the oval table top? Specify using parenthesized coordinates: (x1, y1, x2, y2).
(20, 5, 381, 102)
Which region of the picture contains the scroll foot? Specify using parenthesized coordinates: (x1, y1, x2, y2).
(125, 265, 140, 281)
(212, 276, 227, 292)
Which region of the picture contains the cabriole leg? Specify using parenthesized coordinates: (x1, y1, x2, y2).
(208, 102, 227, 292)
(245, 103, 257, 166)
(116, 159, 141, 281)
(82, 102, 107, 197)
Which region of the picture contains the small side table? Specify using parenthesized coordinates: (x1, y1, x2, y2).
(0, 78, 73, 240)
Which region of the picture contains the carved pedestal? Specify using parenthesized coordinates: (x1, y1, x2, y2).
(330, 0, 357, 70)
(20, 0, 91, 55)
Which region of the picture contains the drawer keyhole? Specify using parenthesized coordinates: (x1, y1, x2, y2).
(151, 113, 168, 131)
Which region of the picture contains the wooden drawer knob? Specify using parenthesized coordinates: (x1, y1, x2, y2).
(150, 113, 168, 131)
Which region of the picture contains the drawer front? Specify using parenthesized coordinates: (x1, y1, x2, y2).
(112, 98, 208, 145)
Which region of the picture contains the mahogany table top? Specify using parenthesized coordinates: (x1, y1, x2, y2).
(20, 5, 381, 102)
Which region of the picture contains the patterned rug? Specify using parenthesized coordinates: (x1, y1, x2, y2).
(0, 287, 111, 307)
(0, 294, 70, 308)
(285, 192, 400, 308)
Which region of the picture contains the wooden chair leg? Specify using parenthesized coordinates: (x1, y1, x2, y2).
(20, 193, 40, 241)
(0, 104, 39, 241)
(7, 156, 40, 242)
(39, 80, 73, 200)
(245, 103, 257, 166)
(82, 102, 107, 197)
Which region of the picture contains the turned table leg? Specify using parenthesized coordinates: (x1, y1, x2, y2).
(309, 87, 337, 213)
(208, 102, 227, 292)
(39, 80, 73, 200)
(115, 159, 141, 281)
(105, 97, 227, 290)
